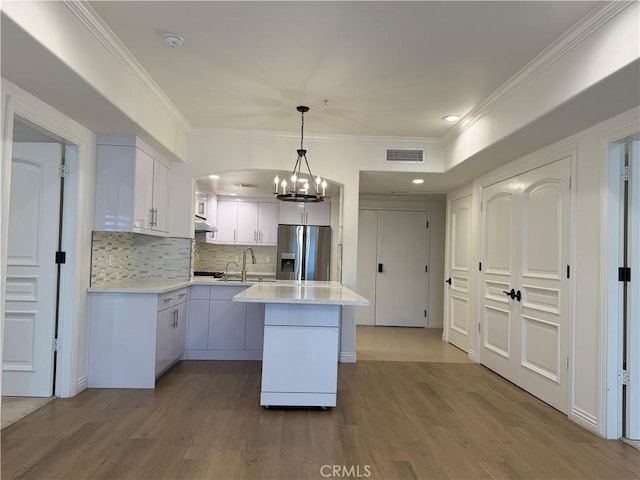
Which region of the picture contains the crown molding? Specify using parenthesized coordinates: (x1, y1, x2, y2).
(441, 1, 634, 145)
(63, 1, 191, 131)
(189, 126, 440, 145)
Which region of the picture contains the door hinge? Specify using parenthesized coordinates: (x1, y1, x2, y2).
(426, 221, 429, 229)
(424, 310, 427, 318)
(479, 262, 482, 271)
(567, 265, 570, 279)
(619, 267, 631, 282)
(425, 265, 428, 273)
(59, 164, 69, 178)
(566, 356, 570, 369)
(55, 251, 66, 264)
(569, 176, 572, 190)
(53, 338, 62, 352)
(478, 323, 481, 333)
(622, 165, 630, 182)
(618, 370, 630, 386)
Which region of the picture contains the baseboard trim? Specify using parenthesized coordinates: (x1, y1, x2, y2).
(185, 350, 263, 361)
(468, 349, 478, 362)
(340, 352, 357, 363)
(571, 406, 599, 433)
(75, 376, 88, 394)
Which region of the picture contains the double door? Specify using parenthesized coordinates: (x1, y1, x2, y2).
(480, 158, 571, 413)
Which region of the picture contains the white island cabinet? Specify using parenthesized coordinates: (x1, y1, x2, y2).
(88, 285, 188, 388)
(233, 282, 368, 407)
(186, 284, 264, 360)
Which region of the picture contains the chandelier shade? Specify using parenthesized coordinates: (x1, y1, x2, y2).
(274, 106, 326, 202)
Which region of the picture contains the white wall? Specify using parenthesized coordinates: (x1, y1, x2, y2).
(445, 106, 640, 437)
(444, 2, 639, 171)
(1, 1, 190, 161)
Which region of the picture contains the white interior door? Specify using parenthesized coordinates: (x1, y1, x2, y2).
(480, 177, 520, 382)
(3, 142, 62, 397)
(626, 138, 639, 439)
(517, 158, 571, 413)
(446, 195, 472, 352)
(355, 210, 378, 325)
(375, 210, 429, 327)
(480, 158, 571, 414)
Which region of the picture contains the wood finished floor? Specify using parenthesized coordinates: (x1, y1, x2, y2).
(2, 359, 638, 480)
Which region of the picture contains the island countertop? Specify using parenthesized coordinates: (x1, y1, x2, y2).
(232, 281, 369, 306)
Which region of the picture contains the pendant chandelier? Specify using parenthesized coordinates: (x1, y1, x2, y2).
(274, 106, 326, 202)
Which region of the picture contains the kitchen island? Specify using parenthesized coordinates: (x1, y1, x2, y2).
(233, 281, 368, 408)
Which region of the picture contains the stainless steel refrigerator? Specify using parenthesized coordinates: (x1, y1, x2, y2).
(276, 225, 331, 281)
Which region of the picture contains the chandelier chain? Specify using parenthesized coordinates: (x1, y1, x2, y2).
(300, 109, 305, 151)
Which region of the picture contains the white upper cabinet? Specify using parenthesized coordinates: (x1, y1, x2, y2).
(258, 203, 278, 244)
(278, 201, 331, 226)
(216, 200, 238, 243)
(94, 135, 171, 236)
(216, 198, 278, 245)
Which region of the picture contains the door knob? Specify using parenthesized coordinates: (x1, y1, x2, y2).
(445, 277, 452, 285)
(503, 289, 516, 300)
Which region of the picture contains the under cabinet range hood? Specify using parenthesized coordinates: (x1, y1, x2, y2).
(194, 215, 217, 233)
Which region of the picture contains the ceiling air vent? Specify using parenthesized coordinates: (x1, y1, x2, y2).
(386, 148, 424, 164)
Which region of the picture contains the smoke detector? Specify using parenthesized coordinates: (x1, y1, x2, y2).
(163, 34, 184, 48)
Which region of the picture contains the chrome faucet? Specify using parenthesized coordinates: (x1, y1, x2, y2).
(224, 261, 239, 281)
(241, 247, 257, 282)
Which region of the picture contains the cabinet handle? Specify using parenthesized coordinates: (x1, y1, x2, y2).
(178, 293, 187, 298)
(234, 229, 237, 242)
(254, 230, 257, 241)
(163, 297, 173, 303)
(306, 212, 308, 224)
(259, 231, 262, 242)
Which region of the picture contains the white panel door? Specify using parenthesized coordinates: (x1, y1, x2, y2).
(517, 158, 571, 412)
(626, 139, 639, 439)
(446, 195, 472, 352)
(3, 143, 61, 396)
(375, 210, 429, 327)
(480, 178, 520, 382)
(355, 210, 378, 326)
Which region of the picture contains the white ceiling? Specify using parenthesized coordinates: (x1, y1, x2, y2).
(89, 1, 601, 197)
(6, 1, 631, 197)
(91, 1, 599, 137)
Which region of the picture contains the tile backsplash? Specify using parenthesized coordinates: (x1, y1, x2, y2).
(91, 232, 192, 285)
(195, 243, 276, 274)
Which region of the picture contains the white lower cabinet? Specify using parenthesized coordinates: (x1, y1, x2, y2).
(186, 285, 265, 360)
(88, 287, 188, 388)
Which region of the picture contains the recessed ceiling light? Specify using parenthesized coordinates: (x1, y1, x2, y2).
(412, 179, 425, 184)
(442, 115, 460, 122)
(209, 174, 220, 179)
(228, 193, 238, 196)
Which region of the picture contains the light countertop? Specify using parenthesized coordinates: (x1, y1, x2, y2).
(232, 282, 369, 306)
(88, 271, 279, 293)
(86, 278, 365, 298)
